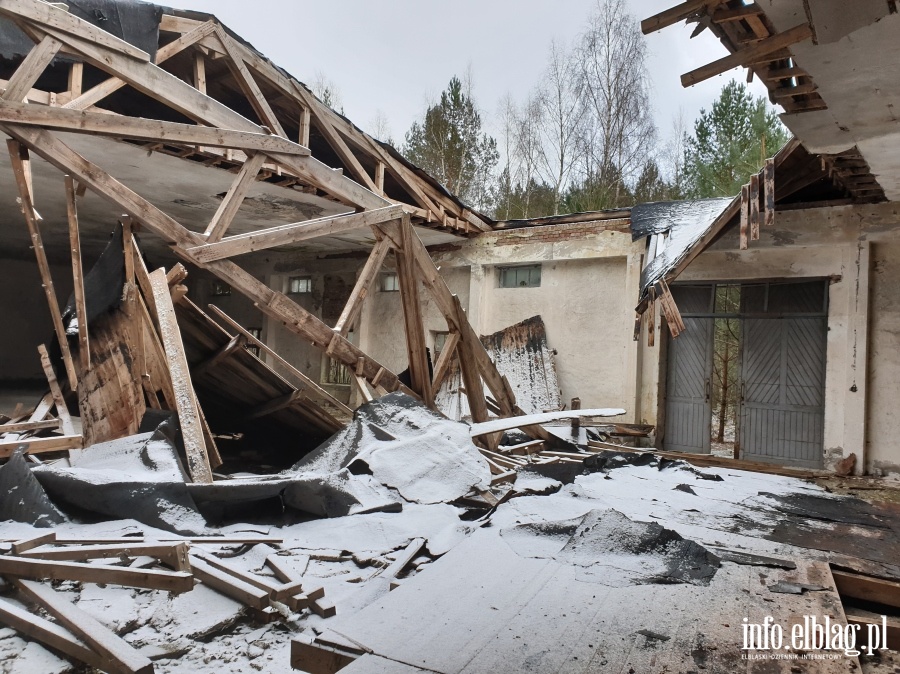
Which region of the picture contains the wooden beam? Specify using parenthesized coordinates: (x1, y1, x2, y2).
(64, 175, 90, 373)
(192, 49, 206, 94)
(749, 173, 760, 240)
(0, 597, 106, 671)
(431, 332, 460, 389)
(213, 27, 286, 138)
(1, 34, 61, 102)
(0, 418, 59, 434)
(0, 556, 193, 592)
(14, 579, 154, 674)
(206, 304, 352, 415)
(191, 205, 404, 262)
(375, 161, 385, 196)
(37, 344, 75, 436)
(189, 556, 269, 610)
(394, 216, 434, 407)
(451, 295, 489, 424)
(832, 569, 900, 610)
(21, 542, 190, 572)
(0, 0, 150, 61)
(292, 81, 380, 192)
(192, 333, 244, 379)
(0, 102, 310, 156)
(711, 3, 763, 23)
(7, 140, 79, 390)
(245, 389, 305, 421)
(333, 237, 392, 337)
(0, 435, 82, 458)
(203, 151, 267, 243)
(148, 268, 212, 483)
(681, 23, 813, 87)
(641, 0, 718, 34)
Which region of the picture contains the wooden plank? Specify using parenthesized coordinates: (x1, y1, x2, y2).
(0, 418, 60, 434)
(353, 375, 374, 403)
(37, 344, 75, 436)
(764, 157, 775, 228)
(64, 19, 215, 110)
(431, 332, 460, 389)
(206, 304, 352, 415)
(11, 532, 55, 555)
(749, 173, 760, 240)
(682, 23, 813, 87)
(333, 237, 392, 336)
(0, 597, 106, 671)
(0, 102, 310, 156)
(1, 34, 61, 102)
(148, 268, 212, 483)
(299, 105, 310, 147)
(245, 389, 305, 421)
(739, 183, 750, 250)
(832, 569, 900, 609)
(0, 0, 150, 61)
(711, 3, 763, 22)
(191, 205, 404, 263)
(0, 434, 82, 458)
(188, 556, 269, 610)
(213, 26, 286, 138)
(394, 215, 434, 407)
(22, 542, 190, 572)
(451, 295, 490, 425)
(14, 579, 154, 674)
(0, 555, 193, 592)
(641, 0, 717, 34)
(7, 140, 79, 390)
(64, 175, 91, 373)
(203, 151, 266, 243)
(192, 50, 206, 94)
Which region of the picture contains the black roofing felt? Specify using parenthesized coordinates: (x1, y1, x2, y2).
(0, 0, 161, 60)
(633, 197, 734, 294)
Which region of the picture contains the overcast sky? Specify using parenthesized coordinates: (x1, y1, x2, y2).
(168, 0, 770, 149)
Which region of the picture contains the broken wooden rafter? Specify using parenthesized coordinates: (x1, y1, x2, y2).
(333, 237, 392, 337)
(0, 102, 311, 156)
(656, 279, 686, 337)
(65, 175, 90, 373)
(203, 151, 267, 243)
(189, 205, 405, 262)
(641, 0, 720, 34)
(681, 23, 813, 87)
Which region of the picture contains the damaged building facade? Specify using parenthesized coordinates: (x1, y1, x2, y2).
(1, 0, 900, 671)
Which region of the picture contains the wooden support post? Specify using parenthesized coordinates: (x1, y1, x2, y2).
(37, 345, 75, 437)
(451, 296, 489, 425)
(333, 237, 391, 336)
(7, 140, 79, 390)
(192, 50, 206, 94)
(67, 61, 83, 98)
(749, 173, 761, 241)
(395, 215, 434, 407)
(740, 183, 750, 250)
(204, 151, 266, 243)
(764, 157, 775, 228)
(121, 216, 135, 285)
(1, 35, 62, 103)
(15, 579, 154, 674)
(299, 105, 310, 147)
(148, 268, 213, 484)
(431, 332, 460, 390)
(375, 161, 385, 196)
(64, 175, 90, 373)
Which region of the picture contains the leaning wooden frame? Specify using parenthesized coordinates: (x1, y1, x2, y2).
(0, 0, 538, 465)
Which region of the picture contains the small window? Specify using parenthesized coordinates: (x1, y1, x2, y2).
(433, 331, 450, 356)
(499, 265, 541, 289)
(288, 276, 312, 294)
(381, 273, 400, 292)
(245, 328, 261, 357)
(211, 281, 231, 296)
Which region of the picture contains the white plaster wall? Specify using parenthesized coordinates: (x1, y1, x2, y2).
(867, 241, 900, 477)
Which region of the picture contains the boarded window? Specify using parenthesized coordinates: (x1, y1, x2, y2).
(499, 265, 541, 288)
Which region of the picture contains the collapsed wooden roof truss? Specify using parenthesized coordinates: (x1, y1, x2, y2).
(0, 0, 531, 475)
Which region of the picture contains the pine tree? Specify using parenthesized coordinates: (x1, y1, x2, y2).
(403, 76, 498, 210)
(683, 81, 789, 198)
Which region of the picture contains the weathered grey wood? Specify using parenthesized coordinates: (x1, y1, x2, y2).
(0, 418, 59, 434)
(189, 205, 404, 262)
(15, 579, 154, 674)
(1, 34, 61, 102)
(148, 268, 212, 483)
(64, 175, 90, 373)
(0, 101, 310, 155)
(333, 237, 392, 336)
